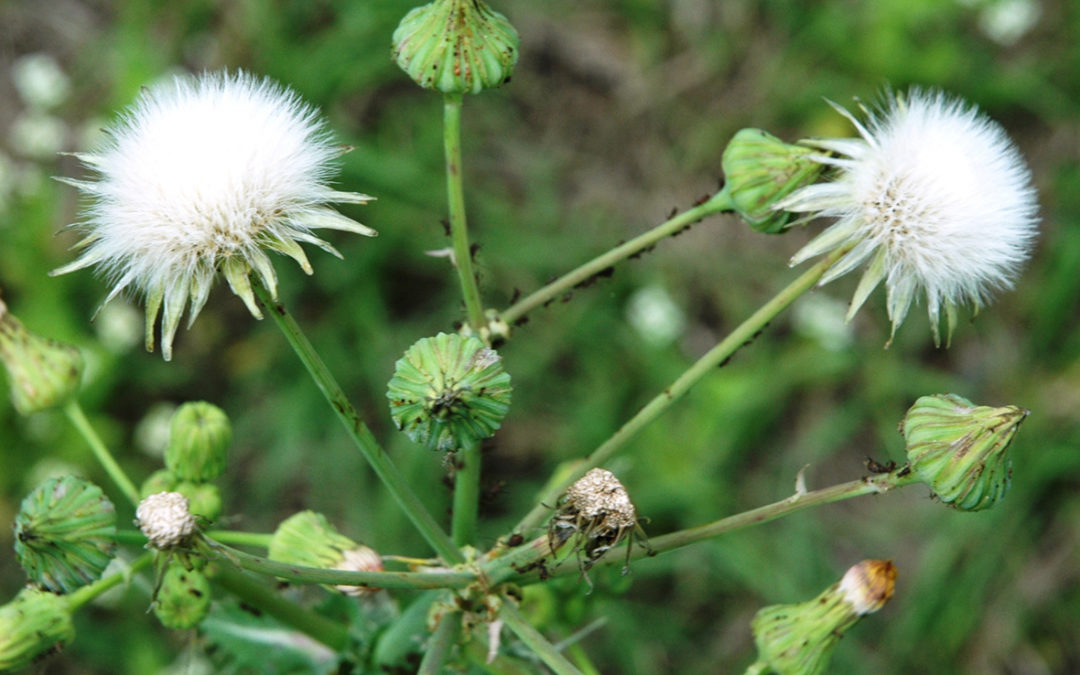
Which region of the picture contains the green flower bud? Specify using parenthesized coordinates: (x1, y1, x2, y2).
(173, 481, 222, 522)
(268, 511, 384, 595)
(140, 468, 179, 497)
(392, 0, 519, 95)
(0, 297, 84, 415)
(902, 393, 1027, 512)
(721, 128, 825, 234)
(165, 401, 231, 482)
(0, 587, 75, 670)
(751, 560, 897, 675)
(14, 476, 116, 593)
(387, 332, 511, 452)
(152, 561, 211, 629)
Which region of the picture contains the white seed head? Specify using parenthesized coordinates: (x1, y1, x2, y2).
(136, 491, 196, 549)
(53, 70, 375, 360)
(777, 88, 1039, 345)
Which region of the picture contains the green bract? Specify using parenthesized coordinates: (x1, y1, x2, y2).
(902, 393, 1027, 511)
(14, 476, 117, 594)
(721, 128, 824, 234)
(392, 0, 519, 95)
(387, 332, 512, 452)
(0, 298, 83, 415)
(165, 401, 231, 482)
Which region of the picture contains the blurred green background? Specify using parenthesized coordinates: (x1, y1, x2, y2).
(1, 0, 1078, 672)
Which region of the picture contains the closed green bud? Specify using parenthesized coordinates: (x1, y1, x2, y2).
(140, 468, 179, 498)
(153, 562, 211, 629)
(392, 0, 519, 95)
(0, 587, 75, 670)
(269, 511, 384, 595)
(0, 297, 84, 415)
(902, 394, 1027, 512)
(751, 560, 897, 675)
(173, 481, 222, 522)
(721, 129, 824, 234)
(14, 476, 116, 593)
(165, 401, 231, 482)
(387, 332, 511, 452)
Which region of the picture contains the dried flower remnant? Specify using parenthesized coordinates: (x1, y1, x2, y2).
(776, 89, 1039, 345)
(549, 468, 649, 577)
(136, 492, 197, 550)
(53, 70, 375, 360)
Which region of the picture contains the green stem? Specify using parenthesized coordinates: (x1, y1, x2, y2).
(452, 439, 482, 547)
(252, 283, 463, 566)
(67, 553, 153, 611)
(206, 539, 475, 590)
(744, 661, 769, 675)
(486, 467, 920, 585)
(205, 530, 274, 548)
(62, 400, 140, 506)
(209, 566, 349, 651)
(419, 610, 460, 675)
(513, 244, 852, 535)
(500, 189, 734, 326)
(500, 599, 584, 675)
(444, 93, 486, 332)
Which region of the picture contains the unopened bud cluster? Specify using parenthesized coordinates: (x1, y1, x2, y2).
(269, 511, 384, 596)
(751, 560, 897, 675)
(387, 332, 511, 452)
(902, 393, 1027, 511)
(140, 401, 231, 521)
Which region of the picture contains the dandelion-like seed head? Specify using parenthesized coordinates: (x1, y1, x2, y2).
(777, 88, 1039, 345)
(53, 70, 375, 360)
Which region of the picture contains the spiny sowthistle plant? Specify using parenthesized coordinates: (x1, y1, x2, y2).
(0, 1, 1041, 672)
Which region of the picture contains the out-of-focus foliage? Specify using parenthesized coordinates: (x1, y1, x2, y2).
(1, 0, 1077, 672)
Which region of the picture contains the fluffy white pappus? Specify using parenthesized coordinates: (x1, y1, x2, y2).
(776, 88, 1039, 345)
(53, 70, 375, 360)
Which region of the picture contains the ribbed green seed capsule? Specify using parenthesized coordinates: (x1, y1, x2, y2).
(902, 393, 1027, 511)
(165, 401, 231, 482)
(721, 128, 825, 234)
(392, 0, 519, 94)
(387, 332, 512, 452)
(0, 298, 84, 415)
(153, 562, 211, 629)
(0, 587, 75, 670)
(14, 476, 117, 593)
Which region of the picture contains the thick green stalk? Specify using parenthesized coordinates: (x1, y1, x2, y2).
(67, 553, 153, 611)
(63, 400, 140, 506)
(444, 93, 486, 332)
(513, 244, 853, 535)
(209, 566, 349, 651)
(252, 283, 463, 565)
(500, 599, 584, 675)
(486, 467, 919, 585)
(452, 439, 482, 546)
(418, 610, 460, 675)
(207, 539, 475, 590)
(205, 530, 274, 548)
(499, 189, 734, 326)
